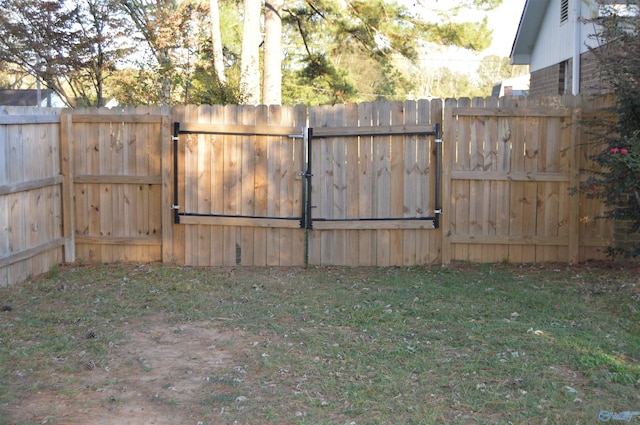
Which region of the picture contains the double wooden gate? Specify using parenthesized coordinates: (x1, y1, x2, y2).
(171, 102, 442, 266)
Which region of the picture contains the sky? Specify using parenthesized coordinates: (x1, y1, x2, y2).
(484, 0, 528, 56)
(414, 0, 528, 73)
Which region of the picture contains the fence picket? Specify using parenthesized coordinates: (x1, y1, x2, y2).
(197, 105, 213, 266)
(426, 99, 442, 264)
(344, 103, 360, 266)
(387, 102, 402, 265)
(403, 100, 418, 265)
(358, 102, 375, 266)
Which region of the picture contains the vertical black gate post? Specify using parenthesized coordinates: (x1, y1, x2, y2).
(434, 123, 442, 228)
(172, 122, 180, 224)
(302, 127, 313, 266)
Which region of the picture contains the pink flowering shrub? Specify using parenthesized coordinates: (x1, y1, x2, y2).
(583, 131, 640, 257)
(582, 1, 640, 257)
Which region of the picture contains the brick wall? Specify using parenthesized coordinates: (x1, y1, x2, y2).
(529, 63, 564, 97)
(529, 48, 611, 97)
(579, 49, 612, 95)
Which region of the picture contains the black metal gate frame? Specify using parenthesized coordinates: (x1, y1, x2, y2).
(171, 122, 442, 230)
(305, 124, 442, 230)
(171, 122, 306, 227)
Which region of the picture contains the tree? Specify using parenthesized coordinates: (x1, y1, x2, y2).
(120, 0, 179, 104)
(263, 0, 284, 105)
(0, 63, 32, 90)
(240, 0, 261, 105)
(74, 0, 134, 106)
(208, 0, 226, 85)
(0, 0, 132, 106)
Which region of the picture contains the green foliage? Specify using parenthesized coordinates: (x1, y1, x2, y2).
(581, 1, 640, 257)
(586, 135, 640, 257)
(427, 17, 493, 51)
(283, 53, 357, 105)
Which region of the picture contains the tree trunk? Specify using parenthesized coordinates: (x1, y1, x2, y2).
(240, 0, 261, 105)
(209, 0, 226, 85)
(262, 0, 283, 105)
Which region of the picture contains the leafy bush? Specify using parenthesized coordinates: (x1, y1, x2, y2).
(583, 1, 640, 257)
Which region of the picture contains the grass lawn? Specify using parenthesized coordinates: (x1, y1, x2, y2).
(0, 262, 639, 424)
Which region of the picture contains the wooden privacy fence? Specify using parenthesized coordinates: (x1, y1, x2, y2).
(0, 96, 614, 286)
(442, 96, 612, 263)
(0, 109, 63, 285)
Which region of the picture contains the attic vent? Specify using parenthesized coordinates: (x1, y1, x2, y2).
(561, 0, 569, 23)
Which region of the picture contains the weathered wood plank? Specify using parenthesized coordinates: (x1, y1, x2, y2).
(0, 238, 65, 268)
(178, 122, 298, 136)
(277, 104, 296, 266)
(331, 104, 347, 264)
(568, 110, 581, 263)
(450, 171, 570, 182)
(171, 105, 186, 265)
(73, 175, 162, 184)
(375, 102, 392, 266)
(449, 234, 568, 245)
(312, 220, 435, 230)
(196, 105, 212, 266)
(343, 103, 360, 266)
(253, 105, 269, 266)
(312, 124, 437, 137)
(402, 100, 418, 265)
(389, 101, 404, 266)
(75, 235, 162, 245)
(179, 215, 301, 228)
(160, 115, 173, 263)
(451, 108, 573, 117)
(72, 114, 164, 123)
(440, 98, 457, 264)
(183, 105, 200, 265)
(205, 105, 224, 266)
(0, 115, 60, 125)
(222, 104, 240, 266)
(0, 176, 63, 196)
(425, 98, 440, 264)
(357, 102, 375, 266)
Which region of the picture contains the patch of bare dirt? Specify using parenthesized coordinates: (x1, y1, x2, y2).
(7, 316, 244, 425)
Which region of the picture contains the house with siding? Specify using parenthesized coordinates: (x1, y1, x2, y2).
(510, 0, 626, 96)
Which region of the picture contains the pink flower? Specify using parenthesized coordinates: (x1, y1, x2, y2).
(621, 148, 628, 154)
(610, 147, 620, 153)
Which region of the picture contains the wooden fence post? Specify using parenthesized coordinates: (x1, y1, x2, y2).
(430, 99, 443, 264)
(161, 114, 174, 263)
(59, 114, 75, 263)
(441, 99, 456, 265)
(568, 108, 582, 264)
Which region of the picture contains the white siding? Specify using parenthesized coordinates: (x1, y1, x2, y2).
(529, 0, 599, 72)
